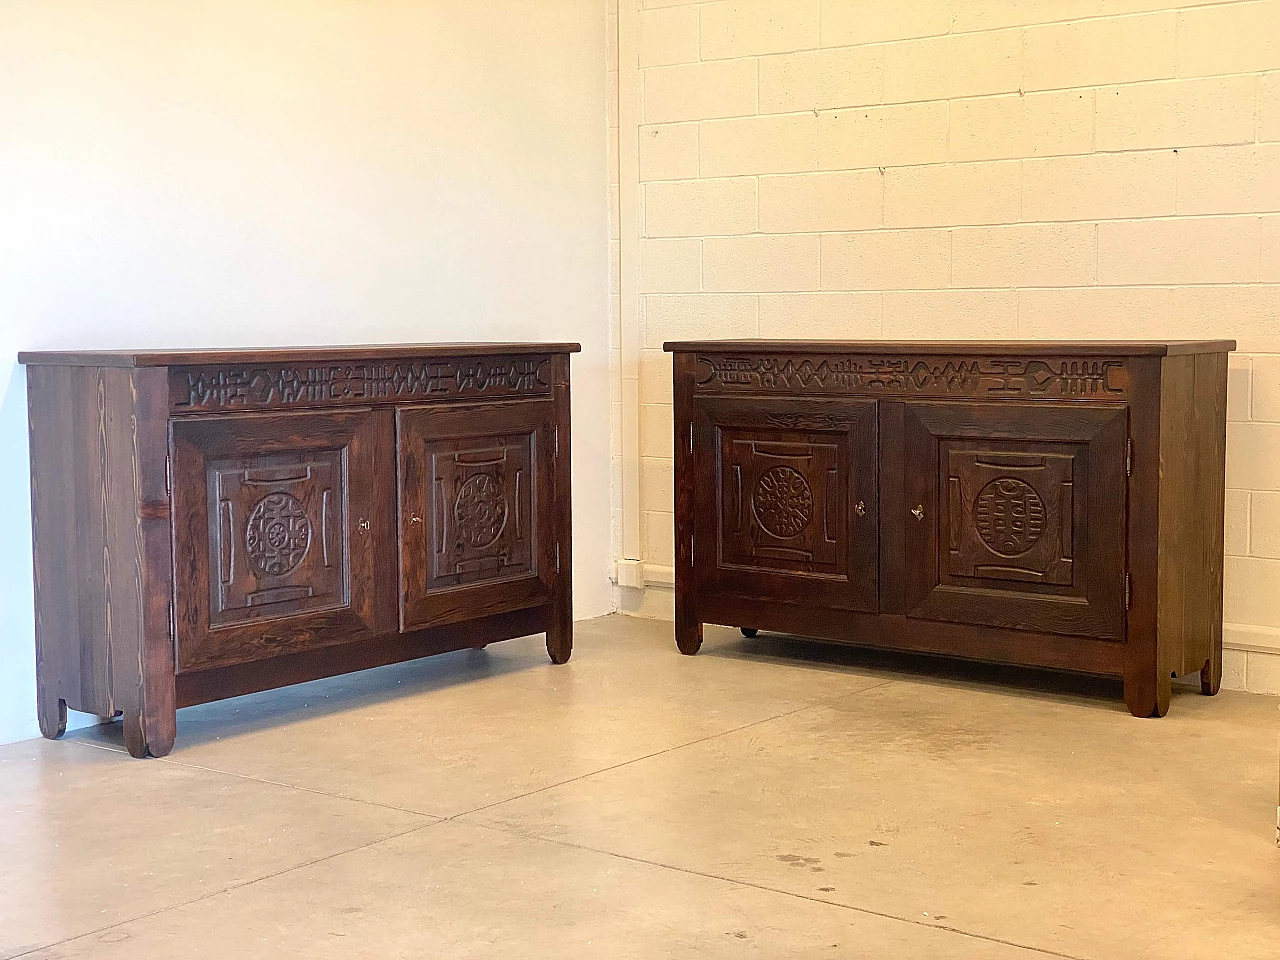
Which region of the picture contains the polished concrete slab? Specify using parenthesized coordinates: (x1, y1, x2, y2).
(3, 615, 1277, 959)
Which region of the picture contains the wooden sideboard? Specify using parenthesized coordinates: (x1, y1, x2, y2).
(20, 344, 578, 757)
(664, 340, 1234, 717)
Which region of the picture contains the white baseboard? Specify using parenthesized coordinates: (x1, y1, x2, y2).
(613, 584, 1280, 696)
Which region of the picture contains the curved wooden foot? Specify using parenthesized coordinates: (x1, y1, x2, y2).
(1124, 672, 1171, 718)
(676, 621, 703, 655)
(740, 628, 759, 638)
(37, 689, 67, 740)
(121, 710, 175, 759)
(546, 624, 572, 665)
(1200, 657, 1221, 696)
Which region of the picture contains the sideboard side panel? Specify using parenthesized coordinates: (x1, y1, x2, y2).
(1156, 352, 1228, 692)
(547, 353, 574, 664)
(27, 365, 115, 731)
(103, 367, 177, 758)
(673, 352, 701, 654)
(1125, 357, 1167, 717)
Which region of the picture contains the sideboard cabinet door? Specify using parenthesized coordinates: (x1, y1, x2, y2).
(901, 401, 1128, 640)
(171, 408, 389, 672)
(693, 396, 878, 613)
(397, 401, 556, 631)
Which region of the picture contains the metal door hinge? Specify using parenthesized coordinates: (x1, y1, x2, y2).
(689, 423, 694, 453)
(1125, 573, 1131, 610)
(165, 455, 172, 495)
(1125, 438, 1132, 477)
(555, 542, 561, 573)
(555, 425, 560, 457)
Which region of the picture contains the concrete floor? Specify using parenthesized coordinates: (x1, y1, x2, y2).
(2, 615, 1278, 959)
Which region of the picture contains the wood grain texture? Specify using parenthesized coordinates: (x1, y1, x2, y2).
(20, 343, 582, 367)
(692, 395, 878, 613)
(104, 367, 177, 758)
(174, 605, 551, 707)
(669, 341, 1232, 717)
(673, 352, 702, 655)
(170, 408, 388, 673)
(902, 401, 1127, 641)
(23, 345, 576, 756)
(1124, 357, 1167, 718)
(27, 366, 112, 735)
(546, 353, 574, 665)
(397, 399, 556, 633)
(1156, 353, 1228, 695)
(662, 340, 1235, 357)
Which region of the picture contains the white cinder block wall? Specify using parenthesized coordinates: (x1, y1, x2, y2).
(608, 0, 1280, 693)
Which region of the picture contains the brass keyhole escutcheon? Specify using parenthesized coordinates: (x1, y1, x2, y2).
(855, 500, 867, 518)
(357, 518, 371, 533)
(410, 515, 422, 524)
(911, 505, 925, 521)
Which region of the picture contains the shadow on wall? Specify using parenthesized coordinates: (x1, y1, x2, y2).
(0, 362, 93, 743)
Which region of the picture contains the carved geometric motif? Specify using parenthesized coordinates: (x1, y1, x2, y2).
(974, 479, 1045, 557)
(205, 452, 348, 629)
(696, 355, 1128, 398)
(718, 431, 843, 577)
(245, 492, 312, 576)
(752, 465, 813, 539)
(454, 473, 509, 549)
(420, 436, 536, 593)
(943, 446, 1076, 588)
(172, 355, 552, 412)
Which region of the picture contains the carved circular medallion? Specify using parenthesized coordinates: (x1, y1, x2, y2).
(752, 465, 814, 539)
(975, 478, 1045, 557)
(245, 492, 311, 577)
(454, 473, 508, 549)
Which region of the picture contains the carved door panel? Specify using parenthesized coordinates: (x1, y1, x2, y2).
(171, 409, 392, 672)
(398, 401, 555, 631)
(902, 402, 1127, 639)
(693, 396, 878, 612)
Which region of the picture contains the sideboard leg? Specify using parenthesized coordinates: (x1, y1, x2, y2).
(675, 613, 702, 655)
(36, 684, 67, 740)
(120, 702, 176, 759)
(546, 620, 572, 665)
(1123, 671, 1171, 718)
(1200, 656, 1222, 696)
(119, 672, 177, 758)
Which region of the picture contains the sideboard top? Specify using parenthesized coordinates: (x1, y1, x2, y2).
(18, 342, 583, 368)
(662, 340, 1235, 357)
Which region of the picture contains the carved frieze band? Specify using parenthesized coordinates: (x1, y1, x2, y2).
(171, 355, 552, 412)
(694, 355, 1129, 399)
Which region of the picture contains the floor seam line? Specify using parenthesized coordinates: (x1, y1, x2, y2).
(57, 676, 898, 826)
(7, 820, 440, 960)
(443, 692, 866, 823)
(464, 820, 1086, 960)
(149, 756, 437, 819)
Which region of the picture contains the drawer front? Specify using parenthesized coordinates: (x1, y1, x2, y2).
(902, 401, 1127, 640)
(171, 409, 391, 672)
(693, 396, 878, 613)
(397, 401, 556, 630)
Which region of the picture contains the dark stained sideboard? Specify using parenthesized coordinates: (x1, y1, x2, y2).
(664, 340, 1234, 717)
(20, 344, 578, 757)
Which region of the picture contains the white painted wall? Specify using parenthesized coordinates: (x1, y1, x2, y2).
(0, 0, 613, 744)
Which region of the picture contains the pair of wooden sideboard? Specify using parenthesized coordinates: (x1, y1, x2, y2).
(21, 344, 577, 757)
(665, 340, 1234, 718)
